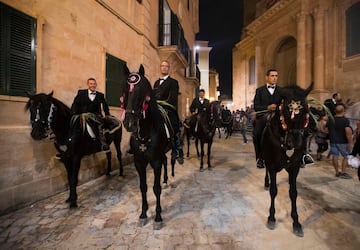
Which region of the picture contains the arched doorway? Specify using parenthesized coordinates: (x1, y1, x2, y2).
(274, 37, 297, 86)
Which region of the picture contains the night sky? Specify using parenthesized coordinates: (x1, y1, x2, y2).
(196, 0, 244, 99)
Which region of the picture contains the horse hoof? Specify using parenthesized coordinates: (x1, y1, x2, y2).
(200, 167, 204, 172)
(267, 220, 276, 230)
(153, 221, 163, 230)
(162, 183, 169, 189)
(293, 226, 304, 237)
(138, 218, 147, 227)
(69, 202, 78, 208)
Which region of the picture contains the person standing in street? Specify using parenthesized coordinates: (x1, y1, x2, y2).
(324, 93, 342, 115)
(326, 104, 353, 179)
(315, 114, 329, 161)
(153, 60, 184, 164)
(239, 110, 248, 144)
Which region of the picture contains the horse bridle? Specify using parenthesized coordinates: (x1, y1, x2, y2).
(31, 101, 56, 138)
(277, 99, 310, 152)
(125, 72, 152, 152)
(279, 100, 309, 131)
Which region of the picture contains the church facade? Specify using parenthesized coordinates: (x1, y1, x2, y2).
(233, 0, 360, 109)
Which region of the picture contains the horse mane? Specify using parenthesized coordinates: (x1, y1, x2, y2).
(280, 85, 305, 100)
(51, 97, 73, 116)
(25, 92, 73, 117)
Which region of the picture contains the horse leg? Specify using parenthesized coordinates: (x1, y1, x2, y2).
(186, 129, 190, 158)
(152, 160, 163, 230)
(113, 133, 123, 176)
(162, 155, 168, 188)
(207, 141, 212, 170)
(267, 171, 277, 230)
(135, 160, 148, 226)
(288, 168, 303, 237)
(68, 156, 81, 208)
(307, 134, 313, 152)
(106, 151, 112, 176)
(218, 127, 221, 138)
(63, 159, 73, 204)
(264, 167, 270, 189)
(196, 138, 200, 158)
(200, 140, 205, 171)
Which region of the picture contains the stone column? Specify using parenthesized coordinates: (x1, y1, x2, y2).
(313, 8, 325, 90)
(255, 38, 263, 87)
(296, 12, 307, 88)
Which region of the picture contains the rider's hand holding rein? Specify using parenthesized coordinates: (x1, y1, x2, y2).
(267, 104, 277, 111)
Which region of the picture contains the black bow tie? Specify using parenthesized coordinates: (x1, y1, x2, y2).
(90, 92, 96, 95)
(267, 85, 275, 89)
(159, 78, 165, 80)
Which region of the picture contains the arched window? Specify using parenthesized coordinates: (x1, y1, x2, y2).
(346, 2, 360, 57)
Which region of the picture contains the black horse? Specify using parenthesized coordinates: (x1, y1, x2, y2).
(192, 101, 222, 171)
(183, 119, 199, 158)
(25, 92, 123, 208)
(262, 83, 313, 237)
(221, 112, 233, 139)
(121, 64, 175, 230)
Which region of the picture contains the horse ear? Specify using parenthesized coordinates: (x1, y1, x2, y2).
(304, 82, 314, 96)
(139, 64, 145, 76)
(48, 91, 54, 97)
(124, 64, 130, 76)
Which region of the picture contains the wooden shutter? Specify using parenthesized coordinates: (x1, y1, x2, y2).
(0, 3, 36, 96)
(105, 54, 126, 107)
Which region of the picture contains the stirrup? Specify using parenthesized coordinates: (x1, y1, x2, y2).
(302, 154, 314, 165)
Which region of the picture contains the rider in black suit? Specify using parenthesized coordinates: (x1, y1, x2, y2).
(71, 77, 110, 151)
(190, 89, 210, 115)
(189, 89, 210, 133)
(253, 69, 282, 168)
(253, 69, 314, 168)
(153, 60, 184, 164)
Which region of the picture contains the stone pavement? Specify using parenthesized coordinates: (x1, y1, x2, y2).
(1, 133, 360, 249)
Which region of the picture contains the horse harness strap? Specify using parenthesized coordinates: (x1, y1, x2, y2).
(132, 134, 151, 152)
(157, 102, 174, 139)
(279, 101, 310, 130)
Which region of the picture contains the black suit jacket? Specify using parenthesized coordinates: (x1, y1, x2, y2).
(71, 89, 110, 116)
(153, 76, 179, 110)
(190, 97, 210, 114)
(324, 99, 336, 115)
(254, 85, 282, 118)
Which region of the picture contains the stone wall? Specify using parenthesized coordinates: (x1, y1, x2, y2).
(0, 0, 199, 214)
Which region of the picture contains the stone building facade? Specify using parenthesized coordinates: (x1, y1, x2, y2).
(0, 0, 199, 214)
(233, 0, 360, 110)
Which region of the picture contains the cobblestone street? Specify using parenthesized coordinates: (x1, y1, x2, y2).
(1, 132, 360, 249)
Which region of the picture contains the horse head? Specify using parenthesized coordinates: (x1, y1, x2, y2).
(278, 82, 313, 150)
(25, 91, 55, 140)
(209, 101, 223, 128)
(121, 64, 153, 133)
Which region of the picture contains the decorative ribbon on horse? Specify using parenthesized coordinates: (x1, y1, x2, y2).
(288, 100, 303, 120)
